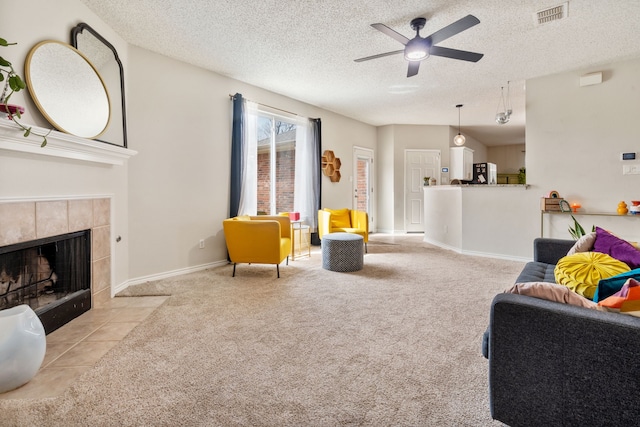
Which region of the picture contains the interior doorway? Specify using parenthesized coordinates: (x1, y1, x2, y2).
(405, 149, 440, 233)
(353, 147, 375, 233)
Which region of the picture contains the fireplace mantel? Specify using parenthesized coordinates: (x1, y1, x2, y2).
(0, 120, 137, 165)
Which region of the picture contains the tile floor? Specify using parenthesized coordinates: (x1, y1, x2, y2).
(0, 295, 169, 400)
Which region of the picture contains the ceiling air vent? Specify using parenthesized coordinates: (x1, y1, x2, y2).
(535, 2, 569, 25)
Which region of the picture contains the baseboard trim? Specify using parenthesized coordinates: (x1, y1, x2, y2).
(423, 237, 530, 263)
(114, 260, 228, 295)
(422, 237, 462, 254)
(375, 229, 413, 234)
(460, 249, 530, 263)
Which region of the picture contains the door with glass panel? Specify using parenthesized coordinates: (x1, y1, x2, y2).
(353, 147, 374, 232)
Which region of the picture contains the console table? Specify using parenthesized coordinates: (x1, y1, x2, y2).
(540, 211, 640, 238)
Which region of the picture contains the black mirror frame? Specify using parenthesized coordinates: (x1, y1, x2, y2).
(71, 23, 128, 148)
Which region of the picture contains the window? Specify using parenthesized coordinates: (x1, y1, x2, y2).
(231, 94, 320, 230)
(256, 114, 297, 215)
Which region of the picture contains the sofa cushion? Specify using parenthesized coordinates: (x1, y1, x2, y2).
(567, 232, 596, 255)
(594, 267, 640, 302)
(593, 226, 640, 269)
(324, 208, 351, 228)
(516, 261, 557, 283)
(555, 252, 630, 300)
(505, 282, 598, 309)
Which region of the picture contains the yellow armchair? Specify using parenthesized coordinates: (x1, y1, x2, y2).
(222, 215, 292, 277)
(318, 208, 369, 252)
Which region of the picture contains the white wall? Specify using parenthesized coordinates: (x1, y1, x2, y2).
(374, 124, 489, 233)
(488, 144, 526, 174)
(376, 126, 395, 233)
(125, 47, 377, 280)
(393, 125, 451, 232)
(527, 57, 640, 243)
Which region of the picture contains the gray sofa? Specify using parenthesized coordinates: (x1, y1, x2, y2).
(483, 238, 640, 427)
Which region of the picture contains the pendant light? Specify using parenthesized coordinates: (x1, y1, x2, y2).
(495, 81, 512, 125)
(453, 104, 466, 146)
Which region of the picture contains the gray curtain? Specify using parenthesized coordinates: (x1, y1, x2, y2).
(310, 118, 322, 245)
(229, 93, 244, 218)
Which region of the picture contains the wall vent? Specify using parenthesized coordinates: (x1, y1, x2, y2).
(535, 2, 569, 25)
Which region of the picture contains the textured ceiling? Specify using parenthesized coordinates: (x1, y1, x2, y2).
(79, 0, 640, 146)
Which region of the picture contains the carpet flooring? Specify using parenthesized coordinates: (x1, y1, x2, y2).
(1, 234, 522, 426)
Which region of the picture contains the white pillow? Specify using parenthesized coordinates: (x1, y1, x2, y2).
(567, 232, 596, 255)
(505, 282, 598, 309)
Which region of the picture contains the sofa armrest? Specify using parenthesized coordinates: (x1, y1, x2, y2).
(533, 237, 574, 264)
(350, 210, 368, 233)
(488, 293, 640, 426)
(318, 210, 332, 239)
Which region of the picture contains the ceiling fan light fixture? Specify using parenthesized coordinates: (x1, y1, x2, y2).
(453, 104, 465, 146)
(354, 14, 483, 77)
(404, 38, 429, 61)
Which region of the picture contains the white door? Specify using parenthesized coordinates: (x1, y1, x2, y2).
(405, 150, 440, 232)
(353, 147, 374, 232)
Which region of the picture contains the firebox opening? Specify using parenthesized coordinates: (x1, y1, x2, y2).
(0, 229, 92, 334)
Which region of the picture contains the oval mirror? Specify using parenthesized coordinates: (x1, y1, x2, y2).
(25, 40, 111, 139)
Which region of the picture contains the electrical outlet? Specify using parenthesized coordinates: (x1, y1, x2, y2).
(623, 165, 640, 175)
(199, 239, 205, 249)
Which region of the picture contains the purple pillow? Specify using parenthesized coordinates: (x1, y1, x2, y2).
(593, 227, 640, 269)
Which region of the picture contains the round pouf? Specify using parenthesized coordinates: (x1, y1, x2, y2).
(322, 232, 364, 272)
(0, 305, 46, 393)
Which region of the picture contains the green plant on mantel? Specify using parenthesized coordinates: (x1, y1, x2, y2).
(0, 37, 50, 146)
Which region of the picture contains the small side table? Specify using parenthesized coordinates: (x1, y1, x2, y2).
(291, 221, 311, 260)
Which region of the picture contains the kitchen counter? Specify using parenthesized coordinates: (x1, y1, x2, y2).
(428, 184, 529, 188)
(423, 184, 534, 260)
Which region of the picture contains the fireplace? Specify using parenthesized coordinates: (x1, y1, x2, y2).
(0, 198, 112, 334)
(0, 230, 92, 334)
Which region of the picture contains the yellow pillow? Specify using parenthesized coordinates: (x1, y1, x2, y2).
(235, 215, 251, 221)
(555, 252, 630, 300)
(325, 208, 351, 228)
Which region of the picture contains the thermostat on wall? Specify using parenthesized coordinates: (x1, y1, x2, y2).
(622, 152, 636, 161)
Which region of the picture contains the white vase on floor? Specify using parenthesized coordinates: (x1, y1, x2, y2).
(0, 305, 46, 393)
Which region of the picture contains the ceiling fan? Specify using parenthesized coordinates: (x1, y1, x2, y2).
(354, 14, 484, 77)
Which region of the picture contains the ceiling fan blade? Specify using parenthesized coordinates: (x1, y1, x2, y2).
(354, 49, 404, 63)
(426, 14, 480, 45)
(407, 61, 420, 77)
(371, 23, 410, 45)
(429, 46, 484, 62)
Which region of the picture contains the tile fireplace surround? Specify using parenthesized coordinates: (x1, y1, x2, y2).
(0, 198, 112, 308)
(0, 119, 137, 311)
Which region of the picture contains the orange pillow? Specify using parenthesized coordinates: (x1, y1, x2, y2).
(324, 208, 351, 228)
